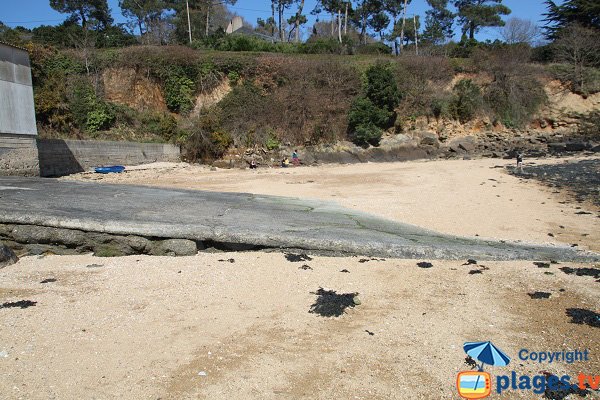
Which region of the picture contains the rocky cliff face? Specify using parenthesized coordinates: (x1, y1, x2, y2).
(99, 67, 598, 167)
(191, 78, 232, 116)
(542, 80, 600, 130)
(102, 68, 168, 112)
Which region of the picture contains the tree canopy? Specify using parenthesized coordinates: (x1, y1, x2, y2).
(454, 0, 511, 40)
(422, 0, 454, 44)
(543, 0, 600, 39)
(49, 0, 113, 29)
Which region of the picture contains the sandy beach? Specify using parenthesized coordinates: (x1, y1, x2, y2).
(64, 155, 600, 251)
(1, 156, 598, 399)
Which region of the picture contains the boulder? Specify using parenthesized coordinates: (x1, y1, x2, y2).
(52, 228, 87, 246)
(565, 142, 588, 152)
(591, 144, 600, 153)
(10, 225, 53, 244)
(150, 239, 198, 256)
(547, 142, 567, 152)
(9, 225, 86, 246)
(87, 233, 138, 257)
(448, 136, 476, 153)
(0, 242, 18, 268)
(419, 132, 440, 147)
(124, 236, 152, 253)
(24, 244, 81, 256)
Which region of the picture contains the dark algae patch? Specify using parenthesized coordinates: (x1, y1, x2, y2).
(285, 253, 313, 262)
(309, 288, 359, 317)
(509, 159, 600, 207)
(565, 308, 600, 328)
(1, 300, 37, 309)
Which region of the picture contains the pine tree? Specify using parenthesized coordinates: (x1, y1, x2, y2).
(454, 0, 510, 40)
(543, 0, 600, 39)
(422, 0, 454, 44)
(50, 0, 113, 29)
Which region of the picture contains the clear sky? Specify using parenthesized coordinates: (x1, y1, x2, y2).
(1, 0, 556, 41)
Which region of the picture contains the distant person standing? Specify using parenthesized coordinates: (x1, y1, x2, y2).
(292, 149, 299, 166)
(516, 152, 524, 173)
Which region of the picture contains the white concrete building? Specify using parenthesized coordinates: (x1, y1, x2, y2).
(0, 41, 39, 176)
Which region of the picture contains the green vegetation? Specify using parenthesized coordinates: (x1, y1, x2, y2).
(22, 42, 569, 156)
(348, 63, 400, 147)
(0, 0, 597, 161)
(578, 111, 600, 138)
(450, 79, 482, 123)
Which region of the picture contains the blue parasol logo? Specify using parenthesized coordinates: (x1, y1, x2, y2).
(457, 341, 511, 399)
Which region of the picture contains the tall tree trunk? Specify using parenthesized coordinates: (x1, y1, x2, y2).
(159, 17, 165, 45)
(469, 21, 475, 39)
(344, 2, 348, 35)
(295, 0, 304, 43)
(271, 1, 276, 42)
(205, 1, 211, 37)
(138, 19, 144, 44)
(414, 15, 418, 55)
(338, 9, 342, 43)
(79, 7, 87, 30)
(360, 3, 367, 45)
(186, 0, 192, 44)
(399, 0, 408, 53)
(393, 17, 398, 55)
(331, 12, 335, 37)
(278, 2, 284, 41)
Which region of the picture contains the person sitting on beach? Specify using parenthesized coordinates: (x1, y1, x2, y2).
(281, 158, 290, 168)
(249, 159, 257, 169)
(292, 150, 300, 166)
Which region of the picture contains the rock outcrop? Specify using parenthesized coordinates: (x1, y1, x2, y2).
(0, 242, 18, 268)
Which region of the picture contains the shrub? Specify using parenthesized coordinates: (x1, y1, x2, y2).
(299, 38, 343, 54)
(42, 52, 85, 76)
(351, 124, 383, 147)
(347, 63, 400, 147)
(484, 75, 547, 128)
(139, 112, 179, 141)
(265, 132, 280, 150)
(578, 111, 600, 138)
(68, 79, 115, 133)
(355, 42, 392, 55)
(227, 70, 241, 85)
(182, 111, 232, 162)
(531, 44, 555, 64)
(549, 64, 600, 96)
(450, 79, 482, 123)
(395, 56, 454, 118)
(431, 97, 453, 119)
(364, 63, 401, 111)
(348, 97, 392, 130)
(163, 71, 195, 114)
(34, 73, 72, 132)
(212, 34, 297, 53)
(210, 130, 234, 155)
(86, 107, 115, 132)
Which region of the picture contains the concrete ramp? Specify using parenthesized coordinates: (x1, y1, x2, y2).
(0, 177, 597, 261)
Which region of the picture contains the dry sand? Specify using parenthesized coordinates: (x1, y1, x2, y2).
(0, 156, 598, 399)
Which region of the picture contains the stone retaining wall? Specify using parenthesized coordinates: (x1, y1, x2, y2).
(0, 134, 39, 176)
(38, 139, 181, 177)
